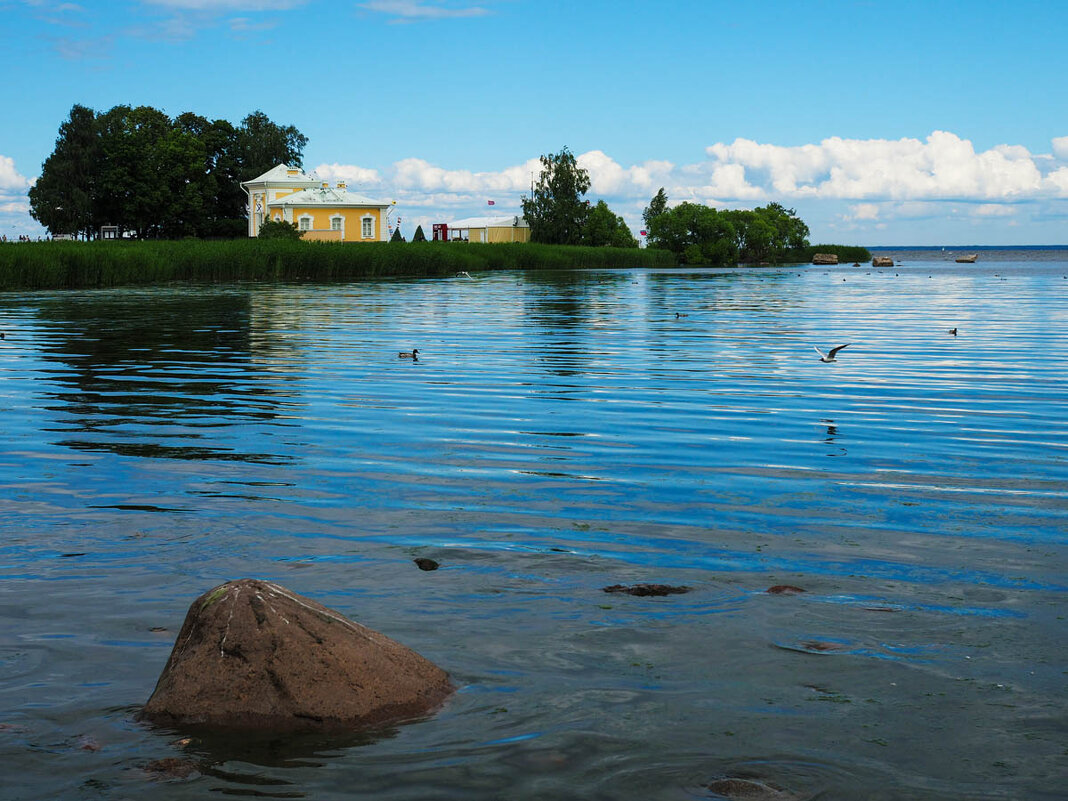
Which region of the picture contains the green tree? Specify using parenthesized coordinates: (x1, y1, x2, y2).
(642, 187, 669, 240)
(390, 227, 404, 242)
(584, 200, 638, 248)
(258, 218, 303, 240)
(520, 147, 591, 245)
(412, 224, 427, 243)
(646, 202, 738, 265)
(28, 104, 98, 238)
(236, 110, 308, 180)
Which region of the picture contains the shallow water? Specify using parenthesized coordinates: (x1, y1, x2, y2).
(0, 254, 1065, 799)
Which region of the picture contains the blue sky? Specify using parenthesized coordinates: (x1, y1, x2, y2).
(2, 0, 1066, 245)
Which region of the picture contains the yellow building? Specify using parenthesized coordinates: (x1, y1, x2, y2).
(441, 215, 531, 243)
(241, 164, 393, 243)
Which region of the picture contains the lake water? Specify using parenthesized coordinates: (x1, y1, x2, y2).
(1, 250, 1065, 799)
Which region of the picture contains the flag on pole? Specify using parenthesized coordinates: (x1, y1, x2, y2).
(487, 200, 495, 206)
(640, 230, 647, 236)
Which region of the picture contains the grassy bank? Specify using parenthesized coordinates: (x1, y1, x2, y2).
(0, 239, 677, 290)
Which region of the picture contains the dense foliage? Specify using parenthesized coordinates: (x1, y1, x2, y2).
(0, 240, 676, 290)
(258, 219, 303, 240)
(521, 147, 591, 245)
(584, 200, 638, 248)
(521, 147, 636, 248)
(645, 190, 839, 265)
(412, 225, 427, 243)
(29, 105, 307, 240)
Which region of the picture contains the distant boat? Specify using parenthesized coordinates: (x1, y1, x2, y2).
(955, 253, 978, 263)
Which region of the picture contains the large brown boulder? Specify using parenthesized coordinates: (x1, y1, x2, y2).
(140, 579, 454, 732)
(811, 253, 838, 265)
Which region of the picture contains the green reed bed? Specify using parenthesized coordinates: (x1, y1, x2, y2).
(797, 244, 873, 263)
(0, 240, 677, 290)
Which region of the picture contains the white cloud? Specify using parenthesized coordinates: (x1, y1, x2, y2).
(314, 162, 383, 187)
(704, 132, 1052, 201)
(389, 156, 537, 193)
(849, 203, 880, 221)
(0, 156, 32, 193)
(1052, 137, 1068, 161)
(1045, 167, 1068, 193)
(359, 1, 489, 22)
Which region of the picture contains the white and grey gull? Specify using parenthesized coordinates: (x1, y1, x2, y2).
(814, 343, 851, 362)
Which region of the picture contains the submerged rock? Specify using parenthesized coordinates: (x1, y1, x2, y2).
(413, 558, 440, 571)
(602, 583, 690, 597)
(140, 579, 453, 732)
(765, 585, 806, 595)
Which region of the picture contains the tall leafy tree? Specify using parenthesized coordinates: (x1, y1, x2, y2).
(642, 187, 669, 238)
(521, 147, 591, 245)
(28, 104, 98, 238)
(236, 110, 308, 180)
(412, 224, 427, 243)
(584, 200, 638, 248)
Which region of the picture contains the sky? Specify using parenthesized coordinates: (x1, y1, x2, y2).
(1, 0, 1066, 245)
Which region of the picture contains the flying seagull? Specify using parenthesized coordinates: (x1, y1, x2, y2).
(814, 343, 851, 362)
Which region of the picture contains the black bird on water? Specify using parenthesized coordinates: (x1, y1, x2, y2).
(399, 349, 419, 360)
(949, 328, 958, 336)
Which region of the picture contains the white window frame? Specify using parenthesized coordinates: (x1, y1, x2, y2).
(361, 215, 374, 239)
(298, 215, 313, 232)
(330, 215, 343, 232)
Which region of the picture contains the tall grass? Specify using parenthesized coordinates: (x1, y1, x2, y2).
(0, 240, 677, 290)
(795, 244, 873, 263)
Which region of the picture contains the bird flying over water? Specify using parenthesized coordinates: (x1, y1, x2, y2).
(814, 343, 851, 362)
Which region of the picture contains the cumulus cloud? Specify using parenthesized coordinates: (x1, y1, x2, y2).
(0, 156, 32, 193)
(848, 203, 880, 221)
(314, 162, 383, 187)
(359, 1, 490, 22)
(1053, 137, 1068, 161)
(703, 132, 1057, 201)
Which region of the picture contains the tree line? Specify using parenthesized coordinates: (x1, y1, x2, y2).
(30, 105, 307, 240)
(521, 147, 869, 265)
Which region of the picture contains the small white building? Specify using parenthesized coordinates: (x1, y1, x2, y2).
(437, 215, 530, 243)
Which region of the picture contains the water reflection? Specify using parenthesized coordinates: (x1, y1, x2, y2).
(32, 290, 304, 464)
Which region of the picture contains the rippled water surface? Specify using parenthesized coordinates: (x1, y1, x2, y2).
(1, 254, 1066, 799)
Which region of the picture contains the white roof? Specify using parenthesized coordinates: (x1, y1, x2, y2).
(268, 186, 391, 208)
(447, 215, 528, 228)
(241, 164, 321, 187)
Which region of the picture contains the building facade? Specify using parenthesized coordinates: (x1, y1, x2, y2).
(241, 165, 393, 243)
(434, 215, 531, 243)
